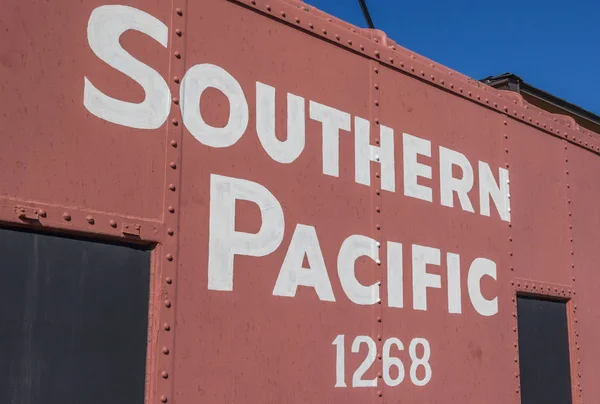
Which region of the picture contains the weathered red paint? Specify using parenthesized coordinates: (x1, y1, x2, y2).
(0, 0, 597, 402)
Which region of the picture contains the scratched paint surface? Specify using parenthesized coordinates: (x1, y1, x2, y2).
(0, 0, 596, 402)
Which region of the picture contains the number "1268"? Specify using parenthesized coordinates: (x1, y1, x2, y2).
(332, 335, 432, 388)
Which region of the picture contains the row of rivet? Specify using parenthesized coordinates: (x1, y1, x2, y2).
(239, 0, 600, 155)
(158, 5, 186, 404)
(372, 62, 384, 399)
(505, 119, 521, 400)
(21, 208, 139, 231)
(565, 143, 582, 403)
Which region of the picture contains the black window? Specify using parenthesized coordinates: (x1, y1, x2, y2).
(0, 227, 151, 404)
(517, 294, 573, 404)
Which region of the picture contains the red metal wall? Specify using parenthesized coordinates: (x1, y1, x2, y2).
(1, 0, 599, 402)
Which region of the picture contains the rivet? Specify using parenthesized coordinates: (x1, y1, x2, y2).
(166, 253, 173, 261)
(281, 11, 286, 17)
(171, 140, 178, 147)
(175, 29, 182, 37)
(389, 57, 394, 63)
(347, 39, 352, 45)
(162, 347, 170, 355)
(377, 372, 382, 378)
(172, 97, 179, 105)
(166, 277, 173, 284)
(375, 189, 380, 195)
(266, 4, 271, 11)
(374, 84, 379, 89)
(251, 0, 256, 4)
(174, 51, 181, 59)
(374, 50, 380, 57)
(378, 391, 382, 397)
(63, 212, 71, 221)
(168, 206, 175, 213)
(360, 45, 364, 50)
(335, 34, 340, 40)
(376, 224, 381, 230)
(165, 300, 172, 308)
(377, 354, 382, 360)
(322, 29, 327, 35)
(161, 370, 169, 379)
(373, 67, 379, 74)
(169, 184, 176, 191)
(309, 23, 314, 29)
(164, 323, 171, 331)
(376, 206, 381, 213)
(171, 119, 179, 126)
(374, 100, 379, 106)
(170, 162, 177, 169)
(375, 172, 380, 178)
(295, 17, 300, 23)
(39, 210, 47, 218)
(377, 335, 382, 341)
(175, 8, 182, 16)
(160, 396, 168, 403)
(110, 220, 117, 228)
(173, 76, 180, 84)
(86, 215, 94, 225)
(377, 317, 382, 322)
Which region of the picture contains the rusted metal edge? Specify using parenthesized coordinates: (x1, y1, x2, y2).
(0, 196, 162, 243)
(229, 0, 600, 155)
(152, 0, 187, 403)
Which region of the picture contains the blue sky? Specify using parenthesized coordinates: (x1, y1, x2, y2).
(307, 0, 600, 115)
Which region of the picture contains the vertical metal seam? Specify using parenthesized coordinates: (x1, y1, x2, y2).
(564, 141, 582, 404)
(370, 59, 383, 401)
(504, 118, 521, 403)
(157, 1, 187, 403)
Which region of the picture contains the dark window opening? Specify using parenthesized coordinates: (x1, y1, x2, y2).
(0, 227, 151, 404)
(517, 294, 573, 404)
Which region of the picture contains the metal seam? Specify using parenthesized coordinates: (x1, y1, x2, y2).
(370, 59, 384, 400)
(157, 1, 187, 403)
(564, 142, 582, 403)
